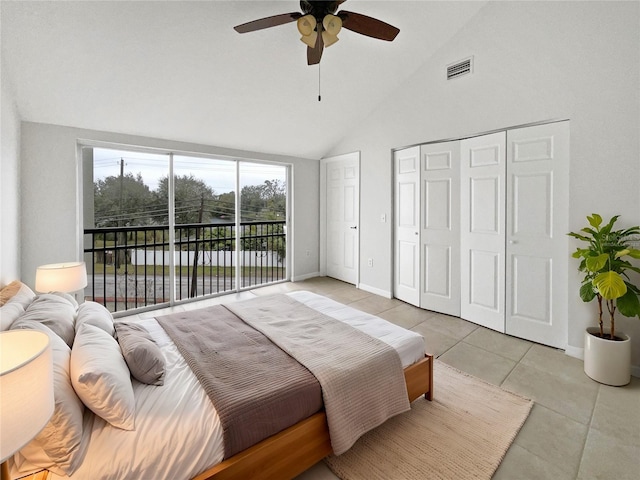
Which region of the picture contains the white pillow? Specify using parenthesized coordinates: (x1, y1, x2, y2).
(71, 322, 135, 430)
(20, 294, 76, 347)
(0, 301, 24, 330)
(77, 301, 115, 337)
(10, 320, 89, 475)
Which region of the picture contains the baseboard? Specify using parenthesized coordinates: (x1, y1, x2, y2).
(564, 345, 640, 378)
(291, 272, 321, 282)
(564, 345, 584, 360)
(358, 283, 392, 299)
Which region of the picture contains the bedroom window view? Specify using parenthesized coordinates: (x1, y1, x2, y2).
(83, 147, 288, 313)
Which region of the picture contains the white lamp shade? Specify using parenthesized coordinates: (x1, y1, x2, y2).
(35, 261, 88, 293)
(0, 330, 54, 462)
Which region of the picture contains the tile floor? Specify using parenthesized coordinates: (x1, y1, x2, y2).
(138, 276, 640, 479)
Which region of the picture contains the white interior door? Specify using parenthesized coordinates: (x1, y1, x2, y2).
(322, 153, 360, 285)
(505, 121, 569, 348)
(460, 132, 507, 332)
(394, 146, 420, 306)
(420, 142, 461, 316)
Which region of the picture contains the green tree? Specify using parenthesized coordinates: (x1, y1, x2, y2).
(93, 172, 155, 227)
(156, 175, 216, 225)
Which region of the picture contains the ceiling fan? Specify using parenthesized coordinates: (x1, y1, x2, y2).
(234, 0, 400, 65)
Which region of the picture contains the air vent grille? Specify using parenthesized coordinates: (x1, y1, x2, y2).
(447, 57, 473, 80)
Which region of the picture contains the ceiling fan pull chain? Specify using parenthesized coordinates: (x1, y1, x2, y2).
(318, 63, 321, 102)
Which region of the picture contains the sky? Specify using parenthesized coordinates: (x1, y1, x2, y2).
(93, 147, 287, 193)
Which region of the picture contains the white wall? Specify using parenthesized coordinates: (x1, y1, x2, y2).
(0, 56, 21, 285)
(327, 2, 640, 366)
(19, 122, 320, 290)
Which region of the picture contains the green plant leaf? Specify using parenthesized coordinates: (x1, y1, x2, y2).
(615, 249, 630, 259)
(579, 282, 597, 302)
(585, 253, 608, 272)
(617, 285, 640, 318)
(627, 248, 640, 259)
(587, 214, 602, 229)
(593, 271, 627, 300)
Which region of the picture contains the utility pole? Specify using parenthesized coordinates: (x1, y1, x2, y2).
(190, 194, 205, 298)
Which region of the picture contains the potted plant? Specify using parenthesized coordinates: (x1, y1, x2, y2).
(568, 214, 640, 386)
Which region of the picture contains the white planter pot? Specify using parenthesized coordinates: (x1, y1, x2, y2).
(584, 327, 631, 386)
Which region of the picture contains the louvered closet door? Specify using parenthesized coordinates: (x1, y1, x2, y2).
(460, 132, 507, 332)
(394, 147, 421, 306)
(505, 121, 569, 348)
(420, 142, 461, 316)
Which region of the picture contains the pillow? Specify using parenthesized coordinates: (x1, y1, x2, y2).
(0, 280, 23, 306)
(77, 301, 115, 337)
(20, 294, 77, 347)
(0, 301, 24, 331)
(71, 322, 136, 430)
(115, 321, 165, 386)
(0, 281, 35, 308)
(9, 319, 89, 475)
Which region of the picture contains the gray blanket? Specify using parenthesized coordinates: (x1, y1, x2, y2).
(155, 305, 323, 459)
(225, 294, 410, 455)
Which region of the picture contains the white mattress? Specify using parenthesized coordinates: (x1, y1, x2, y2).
(45, 291, 425, 480)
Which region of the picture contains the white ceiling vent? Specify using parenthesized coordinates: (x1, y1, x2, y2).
(447, 56, 473, 80)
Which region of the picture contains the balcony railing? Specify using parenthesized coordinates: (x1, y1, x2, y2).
(84, 221, 286, 313)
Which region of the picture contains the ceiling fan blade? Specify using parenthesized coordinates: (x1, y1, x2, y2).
(307, 29, 324, 65)
(234, 12, 302, 33)
(338, 10, 400, 41)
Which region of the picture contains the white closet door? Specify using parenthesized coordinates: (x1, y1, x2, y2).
(394, 147, 421, 306)
(420, 142, 460, 316)
(460, 132, 507, 332)
(505, 121, 569, 348)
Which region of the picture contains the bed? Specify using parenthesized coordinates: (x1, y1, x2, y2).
(0, 281, 433, 480)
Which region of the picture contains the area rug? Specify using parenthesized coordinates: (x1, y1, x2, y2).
(324, 361, 533, 480)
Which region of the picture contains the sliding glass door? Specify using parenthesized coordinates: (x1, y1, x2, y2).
(83, 146, 288, 313)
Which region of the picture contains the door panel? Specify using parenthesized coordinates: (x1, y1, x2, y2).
(394, 147, 420, 305)
(420, 141, 460, 316)
(323, 153, 360, 285)
(460, 132, 506, 332)
(506, 121, 569, 348)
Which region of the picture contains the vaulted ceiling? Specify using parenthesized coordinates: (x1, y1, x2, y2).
(1, 1, 486, 159)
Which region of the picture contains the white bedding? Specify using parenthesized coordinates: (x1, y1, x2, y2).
(42, 291, 425, 480)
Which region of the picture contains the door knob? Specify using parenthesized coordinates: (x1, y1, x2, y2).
(350, 226, 357, 230)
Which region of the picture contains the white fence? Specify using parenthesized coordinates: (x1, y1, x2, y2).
(131, 249, 283, 267)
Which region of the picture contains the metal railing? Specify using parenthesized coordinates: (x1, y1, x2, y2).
(84, 221, 286, 313)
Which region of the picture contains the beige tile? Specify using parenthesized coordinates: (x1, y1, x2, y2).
(591, 376, 640, 444)
(464, 327, 532, 362)
(577, 427, 640, 479)
(417, 312, 478, 341)
(346, 294, 403, 315)
(502, 363, 598, 425)
(438, 342, 518, 385)
(377, 303, 437, 330)
(294, 461, 339, 480)
(251, 282, 306, 296)
(410, 322, 460, 357)
(520, 344, 591, 385)
(494, 444, 576, 480)
(323, 287, 371, 305)
(514, 404, 588, 477)
(296, 277, 351, 295)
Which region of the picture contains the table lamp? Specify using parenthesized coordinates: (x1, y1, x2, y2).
(35, 261, 87, 294)
(0, 330, 54, 479)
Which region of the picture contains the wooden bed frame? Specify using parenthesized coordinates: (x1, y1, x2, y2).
(25, 355, 432, 480)
(193, 354, 434, 480)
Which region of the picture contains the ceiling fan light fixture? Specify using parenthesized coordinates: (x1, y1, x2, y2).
(322, 31, 339, 47)
(297, 14, 316, 36)
(322, 14, 342, 36)
(300, 30, 318, 48)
